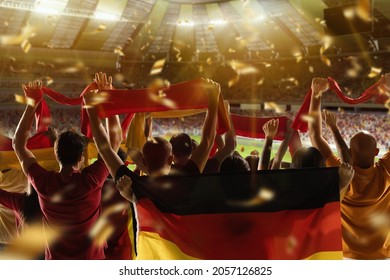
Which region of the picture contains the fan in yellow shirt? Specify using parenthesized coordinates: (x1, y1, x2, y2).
(308, 76, 390, 259)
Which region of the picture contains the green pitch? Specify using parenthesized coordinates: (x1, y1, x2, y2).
(189, 135, 292, 162)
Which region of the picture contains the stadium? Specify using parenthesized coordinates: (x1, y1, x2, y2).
(0, 0, 389, 269)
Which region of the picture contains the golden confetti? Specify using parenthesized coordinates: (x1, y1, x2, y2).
(228, 48, 236, 53)
(0, 222, 59, 260)
(257, 187, 275, 201)
(309, 66, 314, 73)
(367, 66, 382, 78)
(264, 102, 283, 113)
(294, 52, 303, 63)
(97, 24, 106, 31)
(286, 235, 298, 255)
(45, 76, 54, 86)
(206, 57, 212, 65)
(20, 39, 31, 53)
(357, 0, 372, 22)
(228, 61, 258, 75)
(300, 114, 315, 123)
(320, 52, 331, 67)
(173, 47, 182, 62)
(228, 75, 240, 87)
(114, 46, 125, 56)
(150, 58, 166, 76)
(0, 24, 36, 45)
(257, 77, 264, 85)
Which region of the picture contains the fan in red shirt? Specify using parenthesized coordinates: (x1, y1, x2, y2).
(12, 74, 122, 259)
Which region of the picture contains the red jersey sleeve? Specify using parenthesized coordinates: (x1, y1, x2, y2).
(0, 188, 26, 211)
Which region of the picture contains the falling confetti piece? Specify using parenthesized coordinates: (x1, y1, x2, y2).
(228, 75, 240, 87)
(21, 39, 31, 53)
(257, 78, 264, 85)
(173, 47, 182, 62)
(114, 46, 125, 56)
(300, 114, 315, 123)
(264, 102, 283, 113)
(357, 0, 372, 22)
(45, 76, 54, 86)
(150, 58, 166, 76)
(0, 24, 36, 45)
(257, 187, 275, 201)
(367, 66, 382, 78)
(228, 61, 258, 75)
(97, 24, 106, 31)
(206, 57, 212, 65)
(286, 235, 298, 255)
(0, 223, 59, 260)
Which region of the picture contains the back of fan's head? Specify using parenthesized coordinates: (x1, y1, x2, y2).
(143, 137, 173, 174)
(169, 133, 193, 158)
(220, 153, 250, 173)
(291, 147, 325, 169)
(55, 131, 87, 166)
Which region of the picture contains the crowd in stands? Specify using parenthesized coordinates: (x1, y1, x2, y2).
(0, 105, 388, 152)
(2, 53, 390, 104)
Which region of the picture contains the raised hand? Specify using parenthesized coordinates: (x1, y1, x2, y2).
(202, 78, 220, 101)
(311, 77, 329, 97)
(116, 175, 135, 203)
(94, 72, 113, 91)
(263, 118, 279, 140)
(322, 109, 337, 130)
(22, 80, 43, 105)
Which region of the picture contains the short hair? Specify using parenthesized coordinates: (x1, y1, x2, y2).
(55, 131, 87, 166)
(191, 139, 199, 151)
(220, 154, 250, 173)
(245, 155, 259, 172)
(169, 133, 193, 158)
(291, 147, 325, 169)
(143, 137, 172, 173)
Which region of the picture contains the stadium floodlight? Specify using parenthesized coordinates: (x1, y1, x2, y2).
(177, 20, 195, 27)
(33, 0, 67, 16)
(94, 10, 121, 21)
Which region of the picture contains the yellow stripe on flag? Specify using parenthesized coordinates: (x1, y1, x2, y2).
(304, 251, 343, 260)
(136, 231, 199, 260)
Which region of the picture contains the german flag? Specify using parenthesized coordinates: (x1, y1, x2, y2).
(131, 168, 342, 260)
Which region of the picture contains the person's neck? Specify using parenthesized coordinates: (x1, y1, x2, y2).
(150, 166, 171, 177)
(60, 165, 79, 176)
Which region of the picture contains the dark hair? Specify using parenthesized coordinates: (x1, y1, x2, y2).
(55, 131, 87, 166)
(291, 147, 325, 169)
(191, 139, 199, 151)
(245, 155, 259, 172)
(169, 133, 193, 158)
(220, 154, 250, 173)
(143, 137, 172, 173)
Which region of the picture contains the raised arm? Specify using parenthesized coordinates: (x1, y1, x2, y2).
(308, 78, 333, 160)
(189, 79, 220, 173)
(85, 73, 123, 179)
(13, 81, 43, 175)
(213, 101, 237, 164)
(323, 109, 351, 164)
(258, 118, 279, 170)
(271, 118, 293, 170)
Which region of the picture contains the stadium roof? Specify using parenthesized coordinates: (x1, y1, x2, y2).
(1, 0, 390, 61)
